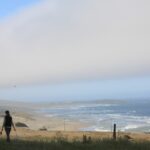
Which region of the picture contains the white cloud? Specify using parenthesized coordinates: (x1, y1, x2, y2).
(0, 0, 150, 87)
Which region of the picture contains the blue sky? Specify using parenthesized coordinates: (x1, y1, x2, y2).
(0, 0, 40, 18)
(0, 0, 150, 102)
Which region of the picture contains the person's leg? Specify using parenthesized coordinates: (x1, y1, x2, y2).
(5, 128, 11, 142)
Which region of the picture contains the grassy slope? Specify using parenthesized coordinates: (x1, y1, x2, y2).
(0, 139, 150, 150)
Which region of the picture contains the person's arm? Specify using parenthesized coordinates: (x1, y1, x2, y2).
(12, 120, 16, 131)
(1, 117, 5, 133)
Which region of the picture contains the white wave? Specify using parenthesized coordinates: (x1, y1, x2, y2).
(123, 124, 139, 130)
(81, 126, 110, 132)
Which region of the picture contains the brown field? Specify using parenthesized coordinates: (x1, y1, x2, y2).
(0, 128, 150, 142)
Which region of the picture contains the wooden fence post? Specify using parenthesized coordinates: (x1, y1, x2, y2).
(113, 124, 116, 140)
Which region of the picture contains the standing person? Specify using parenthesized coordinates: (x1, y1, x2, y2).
(1, 110, 16, 142)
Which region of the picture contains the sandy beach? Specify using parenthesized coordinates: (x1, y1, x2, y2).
(1, 113, 150, 142)
(1, 100, 150, 142)
(0, 100, 93, 132)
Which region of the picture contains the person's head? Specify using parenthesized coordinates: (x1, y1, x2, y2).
(5, 110, 10, 116)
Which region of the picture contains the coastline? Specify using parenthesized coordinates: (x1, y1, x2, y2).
(1, 100, 150, 135)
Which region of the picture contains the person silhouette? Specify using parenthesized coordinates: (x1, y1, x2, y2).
(1, 110, 16, 142)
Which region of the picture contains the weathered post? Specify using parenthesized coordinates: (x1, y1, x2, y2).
(113, 123, 116, 140)
(64, 118, 66, 131)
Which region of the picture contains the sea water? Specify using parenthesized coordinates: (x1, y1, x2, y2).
(39, 99, 150, 132)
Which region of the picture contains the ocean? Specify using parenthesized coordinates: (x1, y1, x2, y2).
(39, 99, 150, 132)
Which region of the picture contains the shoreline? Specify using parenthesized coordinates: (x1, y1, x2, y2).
(1, 100, 150, 135)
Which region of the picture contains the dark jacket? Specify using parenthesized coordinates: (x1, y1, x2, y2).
(4, 115, 12, 128)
